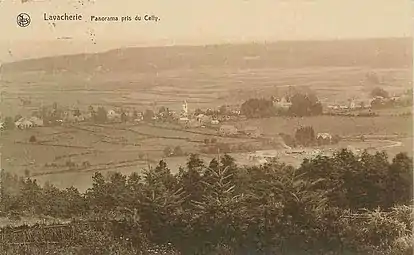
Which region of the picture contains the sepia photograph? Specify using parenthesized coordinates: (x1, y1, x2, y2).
(0, 0, 413, 254)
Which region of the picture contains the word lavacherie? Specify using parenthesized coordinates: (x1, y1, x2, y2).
(43, 13, 83, 21)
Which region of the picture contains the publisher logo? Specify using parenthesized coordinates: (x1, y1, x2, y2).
(17, 13, 31, 27)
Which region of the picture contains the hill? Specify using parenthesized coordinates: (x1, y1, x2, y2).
(1, 37, 412, 74)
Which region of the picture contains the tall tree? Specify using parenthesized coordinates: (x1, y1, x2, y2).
(241, 98, 274, 118)
(3, 116, 15, 130)
(289, 93, 323, 117)
(295, 126, 316, 146)
(371, 87, 389, 98)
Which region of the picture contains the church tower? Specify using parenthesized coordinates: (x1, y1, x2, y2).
(182, 100, 188, 116)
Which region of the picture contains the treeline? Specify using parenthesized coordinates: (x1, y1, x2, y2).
(0, 150, 413, 254)
(279, 126, 341, 148)
(241, 92, 323, 119)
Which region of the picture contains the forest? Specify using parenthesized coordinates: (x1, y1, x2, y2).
(0, 149, 413, 255)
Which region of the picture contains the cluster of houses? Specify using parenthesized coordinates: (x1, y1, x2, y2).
(0, 107, 145, 131)
(326, 92, 412, 112)
(0, 116, 45, 130)
(327, 99, 367, 111)
(0, 100, 242, 131)
(177, 100, 242, 128)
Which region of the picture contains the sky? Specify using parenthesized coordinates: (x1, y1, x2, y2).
(0, 0, 412, 62)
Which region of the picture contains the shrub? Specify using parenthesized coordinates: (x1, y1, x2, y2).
(173, 146, 184, 156)
(29, 135, 37, 143)
(163, 146, 172, 157)
(82, 161, 92, 168)
(294, 126, 315, 146)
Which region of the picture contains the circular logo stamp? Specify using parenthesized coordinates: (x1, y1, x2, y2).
(17, 13, 31, 27)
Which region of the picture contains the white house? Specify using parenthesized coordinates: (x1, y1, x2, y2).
(196, 114, 211, 124)
(179, 116, 190, 122)
(317, 133, 332, 140)
(15, 118, 33, 129)
(274, 97, 292, 109)
(348, 100, 356, 109)
(196, 114, 205, 122)
(211, 119, 220, 125)
(316, 133, 332, 145)
(230, 110, 241, 115)
(107, 109, 121, 120)
(186, 119, 202, 128)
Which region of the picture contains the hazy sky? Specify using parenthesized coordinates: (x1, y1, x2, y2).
(0, 0, 412, 62)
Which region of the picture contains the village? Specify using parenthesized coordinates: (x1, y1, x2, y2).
(0, 85, 411, 173)
(1, 85, 411, 133)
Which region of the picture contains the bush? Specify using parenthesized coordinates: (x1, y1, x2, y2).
(279, 132, 297, 147)
(371, 87, 389, 98)
(65, 160, 77, 169)
(294, 126, 315, 146)
(173, 146, 184, 156)
(288, 93, 323, 117)
(241, 98, 275, 118)
(82, 161, 92, 168)
(29, 135, 37, 143)
(163, 146, 172, 157)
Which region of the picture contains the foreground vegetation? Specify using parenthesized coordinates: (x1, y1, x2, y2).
(0, 149, 413, 254)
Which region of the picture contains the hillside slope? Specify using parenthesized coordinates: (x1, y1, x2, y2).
(1, 38, 412, 74)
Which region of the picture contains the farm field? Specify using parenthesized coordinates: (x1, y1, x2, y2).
(0, 121, 261, 190)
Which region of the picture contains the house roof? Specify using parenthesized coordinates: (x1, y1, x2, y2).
(317, 133, 332, 139)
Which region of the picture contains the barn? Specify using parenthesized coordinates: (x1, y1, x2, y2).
(316, 133, 332, 145)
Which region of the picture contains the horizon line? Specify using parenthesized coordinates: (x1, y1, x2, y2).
(2, 36, 411, 65)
